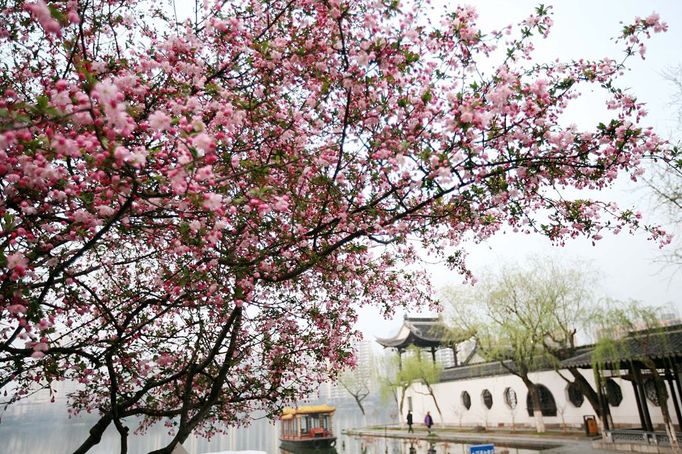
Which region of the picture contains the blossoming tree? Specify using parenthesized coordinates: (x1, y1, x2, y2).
(0, 0, 670, 452)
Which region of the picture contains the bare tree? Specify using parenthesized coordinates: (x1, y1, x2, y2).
(338, 368, 371, 417)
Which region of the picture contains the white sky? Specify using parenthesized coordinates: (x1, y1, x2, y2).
(357, 0, 682, 341)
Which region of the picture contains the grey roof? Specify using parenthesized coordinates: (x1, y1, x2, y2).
(441, 360, 517, 381)
(376, 316, 682, 381)
(561, 326, 682, 369)
(376, 317, 449, 349)
(440, 354, 565, 381)
(437, 326, 682, 382)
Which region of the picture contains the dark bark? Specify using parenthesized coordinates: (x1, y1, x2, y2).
(567, 367, 602, 417)
(148, 307, 243, 454)
(72, 415, 114, 454)
(521, 377, 545, 433)
(642, 359, 677, 445)
(424, 381, 443, 424)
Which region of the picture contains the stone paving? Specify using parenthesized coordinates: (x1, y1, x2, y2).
(343, 427, 618, 453)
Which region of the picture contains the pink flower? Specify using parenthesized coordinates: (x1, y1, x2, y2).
(645, 12, 660, 26)
(149, 110, 171, 131)
(272, 196, 289, 213)
(7, 304, 27, 314)
(96, 205, 116, 217)
(114, 145, 131, 162)
(203, 193, 223, 211)
(257, 203, 271, 217)
(127, 147, 148, 168)
(157, 353, 174, 367)
(7, 252, 28, 271)
(192, 133, 214, 153)
(72, 209, 93, 224)
(459, 107, 473, 123)
(67, 10, 80, 24)
(26, 1, 61, 37)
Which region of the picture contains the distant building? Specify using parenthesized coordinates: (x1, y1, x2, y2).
(318, 338, 379, 404)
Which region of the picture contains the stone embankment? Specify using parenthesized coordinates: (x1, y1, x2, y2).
(343, 426, 620, 454)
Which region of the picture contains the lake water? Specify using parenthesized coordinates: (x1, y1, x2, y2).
(0, 398, 543, 454)
(0, 396, 388, 453)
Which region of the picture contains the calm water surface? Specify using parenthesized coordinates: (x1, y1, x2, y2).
(0, 398, 543, 454)
(0, 397, 381, 453)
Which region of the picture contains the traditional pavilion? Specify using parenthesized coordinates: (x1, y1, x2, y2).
(376, 316, 461, 366)
(378, 316, 682, 450)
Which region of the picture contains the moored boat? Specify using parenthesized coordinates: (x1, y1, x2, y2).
(279, 404, 336, 450)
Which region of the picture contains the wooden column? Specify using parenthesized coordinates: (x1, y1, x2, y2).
(672, 360, 682, 424)
(631, 379, 647, 430)
(629, 361, 648, 431)
(665, 362, 682, 430)
(632, 362, 654, 432)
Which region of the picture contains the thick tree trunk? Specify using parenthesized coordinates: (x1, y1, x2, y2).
(526, 381, 545, 433)
(567, 367, 602, 417)
(644, 360, 678, 447)
(72, 415, 113, 454)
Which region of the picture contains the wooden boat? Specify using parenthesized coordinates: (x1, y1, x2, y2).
(279, 404, 336, 450)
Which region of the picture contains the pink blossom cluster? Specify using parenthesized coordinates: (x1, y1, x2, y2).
(0, 0, 673, 451)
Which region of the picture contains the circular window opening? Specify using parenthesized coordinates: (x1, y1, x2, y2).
(461, 391, 471, 410)
(482, 389, 493, 409)
(567, 382, 584, 408)
(504, 387, 518, 409)
(644, 378, 660, 407)
(605, 378, 623, 407)
(525, 384, 557, 417)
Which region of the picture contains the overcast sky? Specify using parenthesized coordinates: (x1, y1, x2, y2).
(358, 0, 682, 341)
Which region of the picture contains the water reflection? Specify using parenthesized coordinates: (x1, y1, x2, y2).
(338, 436, 543, 454)
(0, 397, 393, 453)
(280, 447, 338, 454)
(0, 397, 543, 454)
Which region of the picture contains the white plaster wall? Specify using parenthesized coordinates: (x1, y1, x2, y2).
(404, 368, 679, 430)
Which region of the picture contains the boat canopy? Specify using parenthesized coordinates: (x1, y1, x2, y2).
(280, 404, 336, 420)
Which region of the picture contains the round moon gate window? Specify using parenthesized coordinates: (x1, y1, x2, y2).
(504, 387, 518, 409)
(461, 391, 471, 410)
(567, 382, 584, 408)
(482, 389, 493, 409)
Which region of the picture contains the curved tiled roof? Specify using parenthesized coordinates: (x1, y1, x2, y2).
(439, 326, 682, 383)
(561, 326, 682, 369)
(376, 316, 449, 349)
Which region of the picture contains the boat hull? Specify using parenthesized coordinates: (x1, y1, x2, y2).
(280, 436, 337, 451)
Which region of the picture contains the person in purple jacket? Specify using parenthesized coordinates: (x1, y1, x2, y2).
(424, 411, 433, 433)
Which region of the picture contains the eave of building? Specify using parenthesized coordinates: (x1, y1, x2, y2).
(375, 317, 448, 349)
(561, 327, 682, 369)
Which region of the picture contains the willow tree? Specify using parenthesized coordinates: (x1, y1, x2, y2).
(587, 301, 679, 446)
(400, 346, 444, 426)
(377, 353, 409, 421)
(445, 260, 593, 433)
